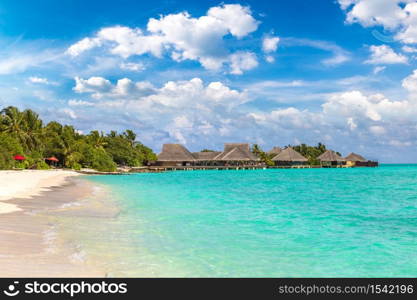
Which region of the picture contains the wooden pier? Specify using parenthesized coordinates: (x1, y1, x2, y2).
(148, 165, 268, 171)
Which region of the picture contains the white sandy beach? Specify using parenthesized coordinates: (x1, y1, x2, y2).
(0, 170, 110, 277)
(0, 170, 80, 214)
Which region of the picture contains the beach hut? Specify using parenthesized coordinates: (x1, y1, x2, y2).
(212, 143, 260, 166)
(156, 144, 196, 166)
(271, 147, 308, 166)
(267, 147, 282, 156)
(318, 150, 346, 167)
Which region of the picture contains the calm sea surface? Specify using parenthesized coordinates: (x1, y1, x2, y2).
(81, 165, 417, 277)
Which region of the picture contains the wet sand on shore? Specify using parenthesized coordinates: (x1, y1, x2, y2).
(0, 177, 113, 277)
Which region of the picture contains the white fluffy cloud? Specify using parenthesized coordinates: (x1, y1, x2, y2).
(249, 107, 316, 130)
(338, 0, 417, 44)
(262, 36, 280, 63)
(248, 87, 417, 153)
(73, 76, 155, 99)
(365, 45, 408, 64)
(73, 76, 112, 95)
(70, 77, 251, 145)
(396, 2, 417, 44)
(247, 68, 417, 156)
(68, 99, 94, 107)
(96, 26, 164, 58)
(402, 69, 417, 93)
(68, 70, 417, 156)
(262, 36, 280, 53)
(28, 76, 52, 84)
(119, 62, 145, 72)
(229, 52, 259, 75)
(147, 77, 247, 107)
(66, 4, 260, 74)
(67, 37, 102, 57)
(402, 45, 417, 53)
(322, 90, 414, 124)
(73, 76, 249, 108)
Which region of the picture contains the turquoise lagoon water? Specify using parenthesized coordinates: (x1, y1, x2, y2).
(84, 165, 417, 277)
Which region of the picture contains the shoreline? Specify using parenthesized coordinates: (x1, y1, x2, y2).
(0, 171, 113, 277)
(0, 170, 82, 214)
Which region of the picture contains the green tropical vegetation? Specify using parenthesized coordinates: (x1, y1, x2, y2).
(251, 144, 274, 166)
(252, 143, 332, 166)
(291, 143, 328, 165)
(0, 106, 157, 171)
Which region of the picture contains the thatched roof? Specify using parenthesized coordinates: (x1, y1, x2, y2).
(267, 147, 282, 155)
(345, 152, 367, 162)
(158, 144, 196, 162)
(223, 143, 250, 153)
(272, 147, 308, 162)
(192, 151, 221, 161)
(214, 143, 259, 161)
(318, 150, 346, 162)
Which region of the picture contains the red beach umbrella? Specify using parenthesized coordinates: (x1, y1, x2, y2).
(45, 156, 59, 162)
(13, 155, 25, 161)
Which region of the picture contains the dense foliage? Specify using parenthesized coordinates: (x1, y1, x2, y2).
(291, 143, 328, 165)
(0, 106, 157, 171)
(252, 143, 333, 166)
(251, 144, 274, 166)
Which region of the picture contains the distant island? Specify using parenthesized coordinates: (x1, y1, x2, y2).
(153, 143, 378, 170)
(1, 106, 377, 173)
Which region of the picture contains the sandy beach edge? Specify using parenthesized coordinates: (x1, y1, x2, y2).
(0, 170, 82, 214)
(0, 170, 113, 277)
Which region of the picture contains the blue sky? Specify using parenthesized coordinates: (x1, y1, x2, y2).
(0, 0, 417, 162)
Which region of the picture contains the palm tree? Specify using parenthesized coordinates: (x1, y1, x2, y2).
(317, 142, 326, 153)
(251, 144, 262, 156)
(88, 130, 107, 150)
(122, 130, 137, 147)
(22, 109, 43, 151)
(1, 107, 43, 151)
(59, 126, 82, 168)
(1, 106, 25, 139)
(108, 130, 117, 138)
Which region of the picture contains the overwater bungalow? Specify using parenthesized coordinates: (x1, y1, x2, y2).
(154, 143, 377, 169)
(344, 152, 366, 167)
(345, 152, 378, 167)
(271, 147, 308, 166)
(155, 144, 196, 166)
(155, 143, 260, 167)
(192, 151, 222, 166)
(212, 143, 260, 166)
(318, 150, 346, 167)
